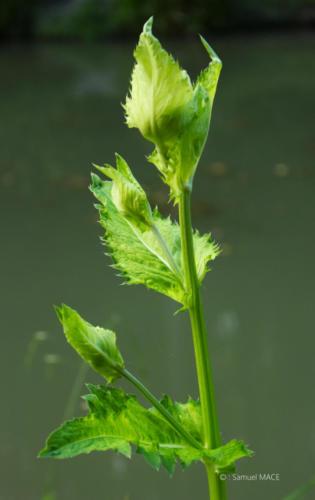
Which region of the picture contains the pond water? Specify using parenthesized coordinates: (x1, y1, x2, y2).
(1, 33, 315, 500)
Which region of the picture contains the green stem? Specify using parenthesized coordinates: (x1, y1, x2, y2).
(121, 367, 203, 451)
(178, 186, 226, 500)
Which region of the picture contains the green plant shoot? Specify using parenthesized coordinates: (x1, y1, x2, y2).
(39, 18, 253, 500)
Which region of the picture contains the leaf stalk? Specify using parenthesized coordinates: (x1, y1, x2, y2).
(121, 367, 203, 451)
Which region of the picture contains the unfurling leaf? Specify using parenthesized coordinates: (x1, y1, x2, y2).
(39, 385, 252, 474)
(124, 17, 192, 145)
(90, 174, 219, 305)
(96, 154, 153, 231)
(124, 17, 222, 200)
(91, 173, 185, 303)
(55, 305, 124, 383)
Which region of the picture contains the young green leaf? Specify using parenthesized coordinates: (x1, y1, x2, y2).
(125, 17, 192, 145)
(55, 304, 124, 383)
(96, 153, 153, 231)
(124, 17, 222, 200)
(90, 174, 219, 305)
(91, 173, 186, 304)
(39, 385, 252, 475)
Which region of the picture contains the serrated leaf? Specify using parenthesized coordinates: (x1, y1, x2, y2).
(194, 230, 221, 282)
(90, 174, 219, 305)
(39, 385, 253, 475)
(39, 385, 203, 472)
(55, 305, 124, 383)
(91, 174, 185, 303)
(207, 439, 254, 473)
(155, 395, 202, 442)
(124, 17, 222, 200)
(96, 153, 153, 232)
(125, 17, 193, 145)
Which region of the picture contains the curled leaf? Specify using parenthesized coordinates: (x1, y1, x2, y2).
(125, 17, 222, 201)
(125, 17, 192, 144)
(55, 305, 124, 383)
(96, 154, 152, 231)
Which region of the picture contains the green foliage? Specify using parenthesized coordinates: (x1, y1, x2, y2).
(40, 385, 252, 475)
(90, 173, 219, 305)
(95, 153, 153, 232)
(208, 439, 254, 473)
(56, 304, 124, 383)
(40, 18, 253, 500)
(124, 17, 222, 200)
(39, 385, 202, 471)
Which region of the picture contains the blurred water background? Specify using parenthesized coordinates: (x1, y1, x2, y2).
(1, 2, 315, 500)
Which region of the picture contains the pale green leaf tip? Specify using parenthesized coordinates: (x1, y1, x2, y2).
(92, 163, 105, 175)
(143, 16, 154, 34)
(199, 34, 221, 64)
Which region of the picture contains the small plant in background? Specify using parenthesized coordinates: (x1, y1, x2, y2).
(39, 18, 253, 500)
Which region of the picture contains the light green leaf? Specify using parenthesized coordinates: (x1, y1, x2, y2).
(125, 17, 193, 145)
(91, 173, 185, 303)
(55, 304, 124, 383)
(96, 153, 153, 231)
(124, 17, 222, 201)
(39, 385, 252, 475)
(39, 385, 203, 473)
(197, 36, 222, 105)
(154, 394, 202, 442)
(194, 230, 221, 282)
(208, 439, 254, 473)
(152, 395, 252, 472)
(90, 174, 219, 305)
